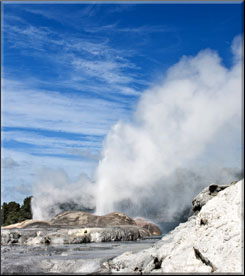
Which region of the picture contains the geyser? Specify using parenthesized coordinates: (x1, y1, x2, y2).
(94, 35, 243, 221)
(31, 36, 242, 225)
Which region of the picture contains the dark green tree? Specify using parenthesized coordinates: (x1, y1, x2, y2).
(1, 196, 33, 226)
(1, 202, 8, 224)
(2, 201, 20, 226)
(20, 196, 33, 220)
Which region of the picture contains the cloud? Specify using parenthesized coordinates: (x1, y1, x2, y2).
(67, 148, 101, 161)
(71, 58, 138, 87)
(2, 128, 103, 155)
(15, 183, 33, 196)
(3, 22, 58, 51)
(2, 157, 19, 169)
(84, 24, 168, 34)
(231, 34, 243, 62)
(3, 15, 144, 97)
(1, 78, 132, 135)
(23, 4, 100, 27)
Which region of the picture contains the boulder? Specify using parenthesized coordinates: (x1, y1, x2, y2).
(192, 182, 233, 213)
(134, 217, 161, 236)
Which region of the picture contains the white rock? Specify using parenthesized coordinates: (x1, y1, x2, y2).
(26, 236, 45, 245)
(109, 180, 243, 273)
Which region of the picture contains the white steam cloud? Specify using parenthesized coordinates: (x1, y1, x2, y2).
(31, 169, 95, 221)
(94, 36, 243, 219)
(32, 36, 243, 224)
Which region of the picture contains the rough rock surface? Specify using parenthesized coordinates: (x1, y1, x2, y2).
(107, 180, 243, 273)
(50, 211, 137, 227)
(1, 225, 151, 246)
(192, 182, 232, 213)
(2, 211, 161, 245)
(134, 217, 161, 236)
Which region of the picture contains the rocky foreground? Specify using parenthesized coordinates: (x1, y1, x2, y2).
(1, 179, 243, 274)
(108, 179, 243, 274)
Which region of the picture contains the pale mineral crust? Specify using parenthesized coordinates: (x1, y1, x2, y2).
(108, 180, 243, 273)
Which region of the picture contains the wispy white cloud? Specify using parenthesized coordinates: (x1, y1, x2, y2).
(84, 24, 173, 34)
(2, 78, 132, 135)
(23, 5, 100, 27)
(67, 148, 100, 161)
(3, 15, 144, 97)
(3, 22, 59, 51)
(2, 129, 102, 158)
(71, 58, 137, 86)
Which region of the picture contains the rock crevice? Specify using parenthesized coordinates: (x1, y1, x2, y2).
(193, 247, 217, 272)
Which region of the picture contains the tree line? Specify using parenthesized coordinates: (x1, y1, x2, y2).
(1, 196, 32, 226)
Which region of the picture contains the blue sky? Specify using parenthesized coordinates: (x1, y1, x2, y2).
(1, 1, 243, 203)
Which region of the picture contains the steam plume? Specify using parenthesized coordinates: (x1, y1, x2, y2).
(95, 36, 243, 220)
(31, 169, 95, 220)
(31, 36, 242, 223)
